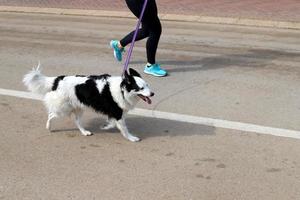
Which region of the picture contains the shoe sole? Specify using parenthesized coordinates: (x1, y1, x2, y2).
(143, 70, 167, 77)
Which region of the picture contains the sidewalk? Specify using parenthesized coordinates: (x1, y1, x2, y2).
(0, 0, 300, 28)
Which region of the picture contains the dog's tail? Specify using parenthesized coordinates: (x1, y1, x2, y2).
(23, 62, 55, 95)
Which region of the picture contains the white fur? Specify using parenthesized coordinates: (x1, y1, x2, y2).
(23, 63, 55, 95)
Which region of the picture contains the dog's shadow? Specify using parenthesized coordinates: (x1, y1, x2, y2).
(85, 115, 215, 139)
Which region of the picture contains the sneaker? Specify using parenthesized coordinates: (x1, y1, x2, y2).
(144, 63, 167, 77)
(110, 40, 124, 62)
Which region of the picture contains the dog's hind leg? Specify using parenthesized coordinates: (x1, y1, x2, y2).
(74, 110, 92, 136)
(114, 118, 140, 142)
(46, 112, 57, 131)
(102, 118, 116, 130)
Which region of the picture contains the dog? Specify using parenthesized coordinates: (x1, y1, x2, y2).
(23, 64, 154, 142)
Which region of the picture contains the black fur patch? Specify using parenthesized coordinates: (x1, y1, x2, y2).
(52, 75, 65, 91)
(75, 78, 123, 120)
(121, 73, 140, 92)
(75, 74, 110, 80)
(88, 74, 111, 80)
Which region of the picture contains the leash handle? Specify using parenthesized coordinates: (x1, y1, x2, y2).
(123, 0, 149, 75)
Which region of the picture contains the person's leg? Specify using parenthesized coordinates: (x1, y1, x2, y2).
(120, 0, 151, 47)
(119, 23, 149, 47)
(110, 0, 146, 62)
(143, 17, 167, 76)
(110, 23, 149, 62)
(145, 17, 161, 65)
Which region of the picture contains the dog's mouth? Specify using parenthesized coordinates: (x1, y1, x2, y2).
(138, 94, 152, 104)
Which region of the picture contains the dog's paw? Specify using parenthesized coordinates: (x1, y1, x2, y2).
(81, 131, 93, 136)
(127, 135, 141, 142)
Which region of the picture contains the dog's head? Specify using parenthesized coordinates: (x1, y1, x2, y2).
(121, 68, 154, 105)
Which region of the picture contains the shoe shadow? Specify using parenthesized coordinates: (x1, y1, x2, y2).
(131, 49, 300, 73)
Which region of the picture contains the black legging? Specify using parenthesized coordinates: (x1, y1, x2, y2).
(120, 0, 162, 65)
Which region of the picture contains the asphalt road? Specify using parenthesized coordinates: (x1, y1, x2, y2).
(0, 12, 300, 200)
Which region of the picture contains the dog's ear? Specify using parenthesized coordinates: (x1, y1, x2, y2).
(122, 70, 131, 83)
(129, 68, 141, 78)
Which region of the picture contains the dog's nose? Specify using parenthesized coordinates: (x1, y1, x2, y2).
(150, 92, 155, 97)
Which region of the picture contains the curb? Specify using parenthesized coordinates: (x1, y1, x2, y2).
(1, 6, 300, 30)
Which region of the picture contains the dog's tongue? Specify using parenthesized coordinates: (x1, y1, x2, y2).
(139, 95, 152, 104)
(145, 97, 152, 104)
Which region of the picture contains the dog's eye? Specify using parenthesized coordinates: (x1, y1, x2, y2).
(140, 87, 144, 90)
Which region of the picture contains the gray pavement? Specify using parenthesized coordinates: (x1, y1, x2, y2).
(0, 12, 300, 200)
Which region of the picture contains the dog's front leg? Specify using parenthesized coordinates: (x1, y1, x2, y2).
(74, 111, 92, 136)
(114, 118, 140, 142)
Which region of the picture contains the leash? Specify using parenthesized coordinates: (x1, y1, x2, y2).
(122, 0, 149, 75)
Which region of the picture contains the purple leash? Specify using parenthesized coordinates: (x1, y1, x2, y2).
(123, 0, 149, 75)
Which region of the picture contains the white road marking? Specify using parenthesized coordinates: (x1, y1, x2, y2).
(0, 88, 43, 100)
(1, 88, 300, 139)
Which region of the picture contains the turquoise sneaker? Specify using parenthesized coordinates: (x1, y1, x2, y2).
(110, 40, 124, 62)
(144, 64, 167, 77)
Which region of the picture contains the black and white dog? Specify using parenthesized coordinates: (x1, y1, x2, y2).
(23, 64, 154, 142)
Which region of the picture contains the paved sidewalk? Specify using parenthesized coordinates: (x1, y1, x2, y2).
(0, 0, 300, 23)
(0, 13, 300, 199)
